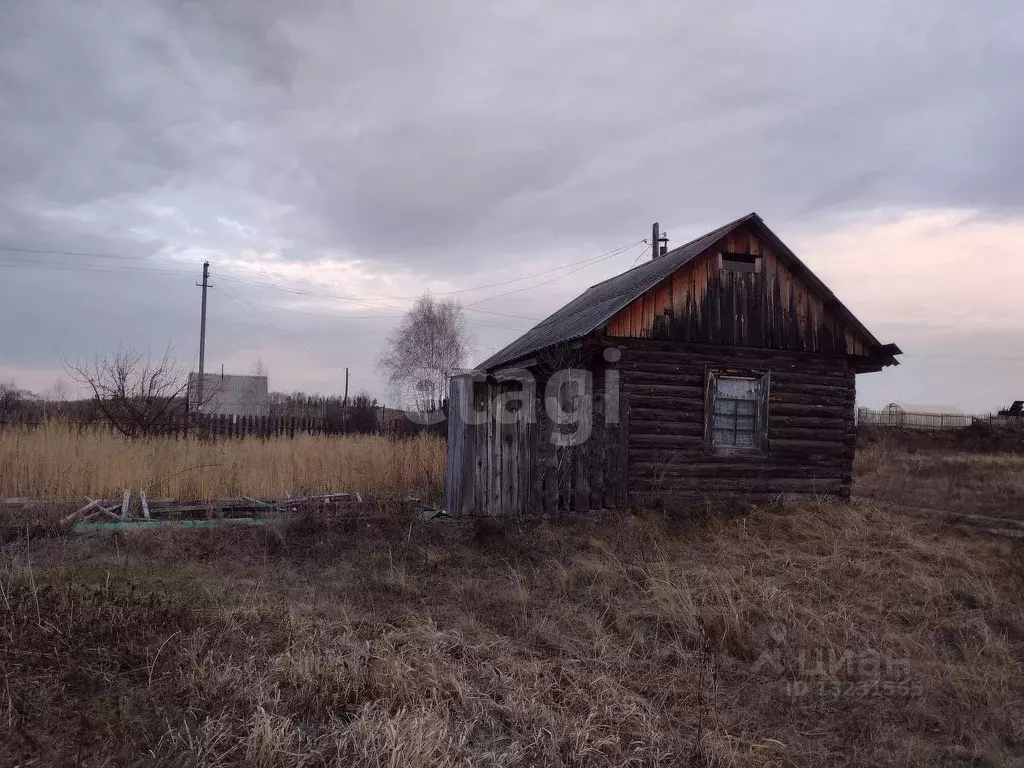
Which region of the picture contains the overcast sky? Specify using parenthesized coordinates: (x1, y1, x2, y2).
(1, 0, 1022, 411)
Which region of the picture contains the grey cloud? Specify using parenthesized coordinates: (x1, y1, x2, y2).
(4, 0, 1023, 268)
(1, 0, 1022, 404)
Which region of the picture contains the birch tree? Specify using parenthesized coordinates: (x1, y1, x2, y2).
(377, 294, 470, 412)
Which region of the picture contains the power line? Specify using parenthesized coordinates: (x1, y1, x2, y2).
(214, 268, 538, 326)
(0, 237, 645, 307)
(0, 245, 144, 261)
(632, 242, 652, 266)
(466, 243, 647, 309)
(213, 286, 405, 320)
(215, 273, 541, 321)
(214, 285, 290, 335)
(210, 239, 645, 301)
(0, 259, 194, 277)
(211, 284, 531, 332)
(0, 250, 535, 324)
(215, 285, 317, 357)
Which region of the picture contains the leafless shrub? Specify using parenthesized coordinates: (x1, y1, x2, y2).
(0, 380, 24, 420)
(64, 343, 195, 438)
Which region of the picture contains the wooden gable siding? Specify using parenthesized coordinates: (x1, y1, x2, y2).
(605, 226, 869, 356)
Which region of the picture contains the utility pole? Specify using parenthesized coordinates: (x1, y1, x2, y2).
(342, 366, 349, 431)
(196, 261, 210, 412)
(651, 222, 660, 259)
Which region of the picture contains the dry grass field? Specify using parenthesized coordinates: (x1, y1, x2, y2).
(856, 442, 1024, 521)
(1, 433, 1023, 766)
(0, 423, 446, 501)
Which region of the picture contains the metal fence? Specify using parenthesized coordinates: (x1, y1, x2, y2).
(857, 408, 1021, 431)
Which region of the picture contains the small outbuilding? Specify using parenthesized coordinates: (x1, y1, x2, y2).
(445, 212, 900, 516)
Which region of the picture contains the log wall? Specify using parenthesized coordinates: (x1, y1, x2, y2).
(447, 336, 859, 514)
(618, 338, 856, 502)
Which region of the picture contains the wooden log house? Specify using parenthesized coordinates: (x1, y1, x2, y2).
(445, 212, 900, 516)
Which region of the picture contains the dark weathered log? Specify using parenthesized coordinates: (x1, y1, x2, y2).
(620, 370, 705, 386)
(770, 439, 855, 458)
(766, 393, 849, 407)
(627, 394, 705, 411)
(628, 407, 704, 423)
(630, 476, 846, 493)
(621, 383, 705, 399)
(629, 419, 704, 435)
(769, 370, 850, 385)
(627, 447, 713, 464)
(619, 362, 706, 377)
(619, 338, 851, 368)
(767, 415, 848, 430)
(629, 462, 842, 479)
(629, 491, 846, 505)
(628, 433, 704, 448)
(769, 427, 848, 442)
(768, 382, 850, 398)
(769, 402, 848, 417)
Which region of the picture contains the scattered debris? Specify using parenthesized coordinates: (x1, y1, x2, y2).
(3, 491, 448, 537)
(73, 517, 266, 533)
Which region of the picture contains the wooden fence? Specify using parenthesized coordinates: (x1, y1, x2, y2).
(0, 412, 446, 439)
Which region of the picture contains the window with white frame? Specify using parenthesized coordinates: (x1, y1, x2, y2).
(705, 370, 770, 453)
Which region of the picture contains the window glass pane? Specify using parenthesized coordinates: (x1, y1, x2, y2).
(736, 399, 756, 416)
(735, 416, 755, 431)
(716, 377, 758, 400)
(715, 399, 738, 415)
(713, 428, 735, 445)
(734, 430, 757, 447)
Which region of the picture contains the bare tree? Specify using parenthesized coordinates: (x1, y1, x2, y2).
(45, 379, 70, 421)
(64, 343, 195, 437)
(0, 380, 23, 421)
(348, 391, 380, 434)
(378, 293, 471, 411)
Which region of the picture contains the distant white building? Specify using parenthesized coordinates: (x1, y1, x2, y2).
(188, 373, 269, 417)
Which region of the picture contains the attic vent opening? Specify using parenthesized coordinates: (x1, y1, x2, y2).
(720, 252, 761, 274)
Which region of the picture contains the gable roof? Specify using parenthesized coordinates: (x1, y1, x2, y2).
(478, 212, 897, 372)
